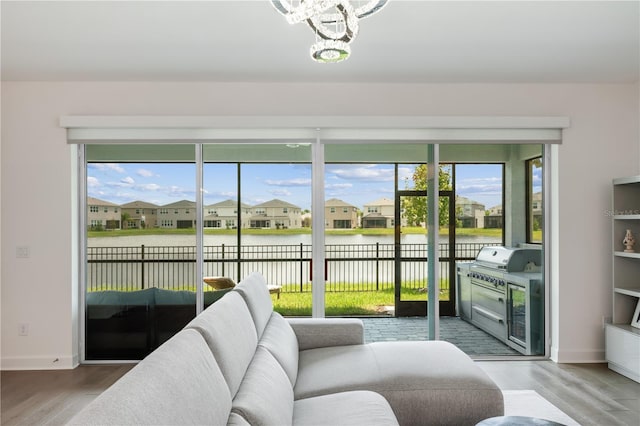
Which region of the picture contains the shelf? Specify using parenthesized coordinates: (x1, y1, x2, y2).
(613, 214, 640, 220)
(610, 177, 640, 383)
(614, 251, 640, 259)
(607, 323, 640, 336)
(613, 176, 640, 185)
(614, 287, 640, 298)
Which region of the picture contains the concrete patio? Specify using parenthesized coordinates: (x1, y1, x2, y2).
(361, 316, 520, 357)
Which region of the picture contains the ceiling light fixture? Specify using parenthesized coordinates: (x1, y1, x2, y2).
(270, 0, 388, 63)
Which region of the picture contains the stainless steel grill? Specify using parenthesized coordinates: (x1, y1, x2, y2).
(457, 246, 544, 355)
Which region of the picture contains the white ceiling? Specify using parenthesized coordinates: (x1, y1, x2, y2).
(1, 0, 638, 83)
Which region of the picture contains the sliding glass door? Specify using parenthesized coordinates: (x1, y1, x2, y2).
(80, 139, 548, 360)
(83, 145, 197, 360)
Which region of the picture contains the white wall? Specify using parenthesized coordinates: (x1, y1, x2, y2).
(1, 82, 638, 369)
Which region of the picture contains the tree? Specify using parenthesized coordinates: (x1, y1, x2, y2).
(401, 165, 452, 227)
(121, 212, 131, 229)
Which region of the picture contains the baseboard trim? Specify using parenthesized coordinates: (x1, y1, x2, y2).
(1, 355, 78, 371)
(551, 346, 606, 363)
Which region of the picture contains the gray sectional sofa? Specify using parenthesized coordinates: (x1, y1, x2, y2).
(68, 272, 504, 425)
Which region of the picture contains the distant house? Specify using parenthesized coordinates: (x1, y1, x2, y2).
(485, 204, 503, 229)
(87, 197, 120, 230)
(325, 198, 358, 229)
(120, 200, 159, 229)
(250, 199, 302, 229)
(158, 200, 196, 229)
(456, 196, 485, 228)
(530, 191, 542, 230)
(362, 197, 394, 228)
(301, 211, 312, 228)
(204, 199, 252, 229)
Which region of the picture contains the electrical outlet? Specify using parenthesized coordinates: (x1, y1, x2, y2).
(19, 323, 29, 336)
(16, 246, 30, 258)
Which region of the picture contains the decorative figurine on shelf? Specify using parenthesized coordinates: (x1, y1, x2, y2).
(623, 229, 636, 253)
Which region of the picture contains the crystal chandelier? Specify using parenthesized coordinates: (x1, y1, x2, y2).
(270, 0, 389, 63)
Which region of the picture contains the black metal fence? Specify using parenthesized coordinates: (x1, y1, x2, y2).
(87, 242, 499, 293)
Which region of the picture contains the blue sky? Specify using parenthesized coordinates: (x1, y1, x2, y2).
(87, 162, 534, 210)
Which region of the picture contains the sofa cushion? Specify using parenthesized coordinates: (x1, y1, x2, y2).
(232, 272, 273, 338)
(204, 288, 233, 306)
(293, 391, 399, 426)
(258, 312, 299, 386)
(86, 288, 155, 307)
(185, 291, 257, 397)
(231, 347, 294, 426)
(287, 318, 364, 350)
(154, 289, 195, 305)
(295, 341, 504, 426)
(67, 329, 232, 426)
(227, 413, 251, 425)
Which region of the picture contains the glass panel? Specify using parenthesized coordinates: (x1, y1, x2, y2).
(326, 143, 430, 163)
(203, 143, 311, 163)
(324, 163, 395, 316)
(87, 144, 195, 162)
(85, 152, 196, 360)
(240, 162, 312, 316)
(399, 193, 427, 302)
(203, 145, 313, 316)
(454, 163, 504, 258)
(528, 157, 543, 243)
(202, 163, 239, 307)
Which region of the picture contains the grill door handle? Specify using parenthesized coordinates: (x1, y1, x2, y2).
(472, 306, 504, 323)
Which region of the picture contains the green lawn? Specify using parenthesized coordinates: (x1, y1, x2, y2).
(273, 282, 451, 316)
(89, 226, 504, 238)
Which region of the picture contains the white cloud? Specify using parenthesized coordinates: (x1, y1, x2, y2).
(457, 177, 502, 195)
(139, 183, 161, 191)
(87, 176, 100, 187)
(325, 183, 352, 190)
(270, 189, 292, 197)
(397, 166, 413, 181)
(265, 178, 311, 187)
(90, 163, 125, 173)
(166, 185, 195, 198)
(121, 176, 135, 185)
(137, 168, 156, 178)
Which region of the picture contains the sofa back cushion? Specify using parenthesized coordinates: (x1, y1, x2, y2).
(154, 288, 195, 305)
(259, 312, 299, 386)
(185, 291, 257, 397)
(67, 329, 232, 425)
(231, 346, 294, 426)
(233, 272, 273, 339)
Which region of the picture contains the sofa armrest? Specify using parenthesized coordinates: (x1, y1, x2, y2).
(286, 318, 364, 350)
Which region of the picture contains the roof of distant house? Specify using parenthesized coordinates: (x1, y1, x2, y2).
(161, 200, 196, 209)
(206, 199, 252, 209)
(253, 199, 301, 209)
(364, 197, 393, 207)
(121, 200, 160, 209)
(87, 197, 119, 207)
(325, 198, 356, 208)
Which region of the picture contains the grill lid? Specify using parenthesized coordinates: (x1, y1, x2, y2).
(474, 246, 541, 272)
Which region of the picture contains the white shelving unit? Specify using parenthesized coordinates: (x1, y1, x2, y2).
(606, 176, 640, 383)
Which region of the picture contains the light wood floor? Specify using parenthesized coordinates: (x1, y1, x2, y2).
(2, 361, 639, 425)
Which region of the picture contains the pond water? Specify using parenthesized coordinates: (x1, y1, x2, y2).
(88, 233, 501, 247)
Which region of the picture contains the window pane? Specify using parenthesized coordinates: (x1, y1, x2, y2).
(455, 163, 504, 248)
(528, 157, 543, 243)
(325, 163, 395, 315)
(204, 145, 312, 316)
(202, 163, 240, 305)
(85, 155, 196, 360)
(241, 162, 312, 315)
